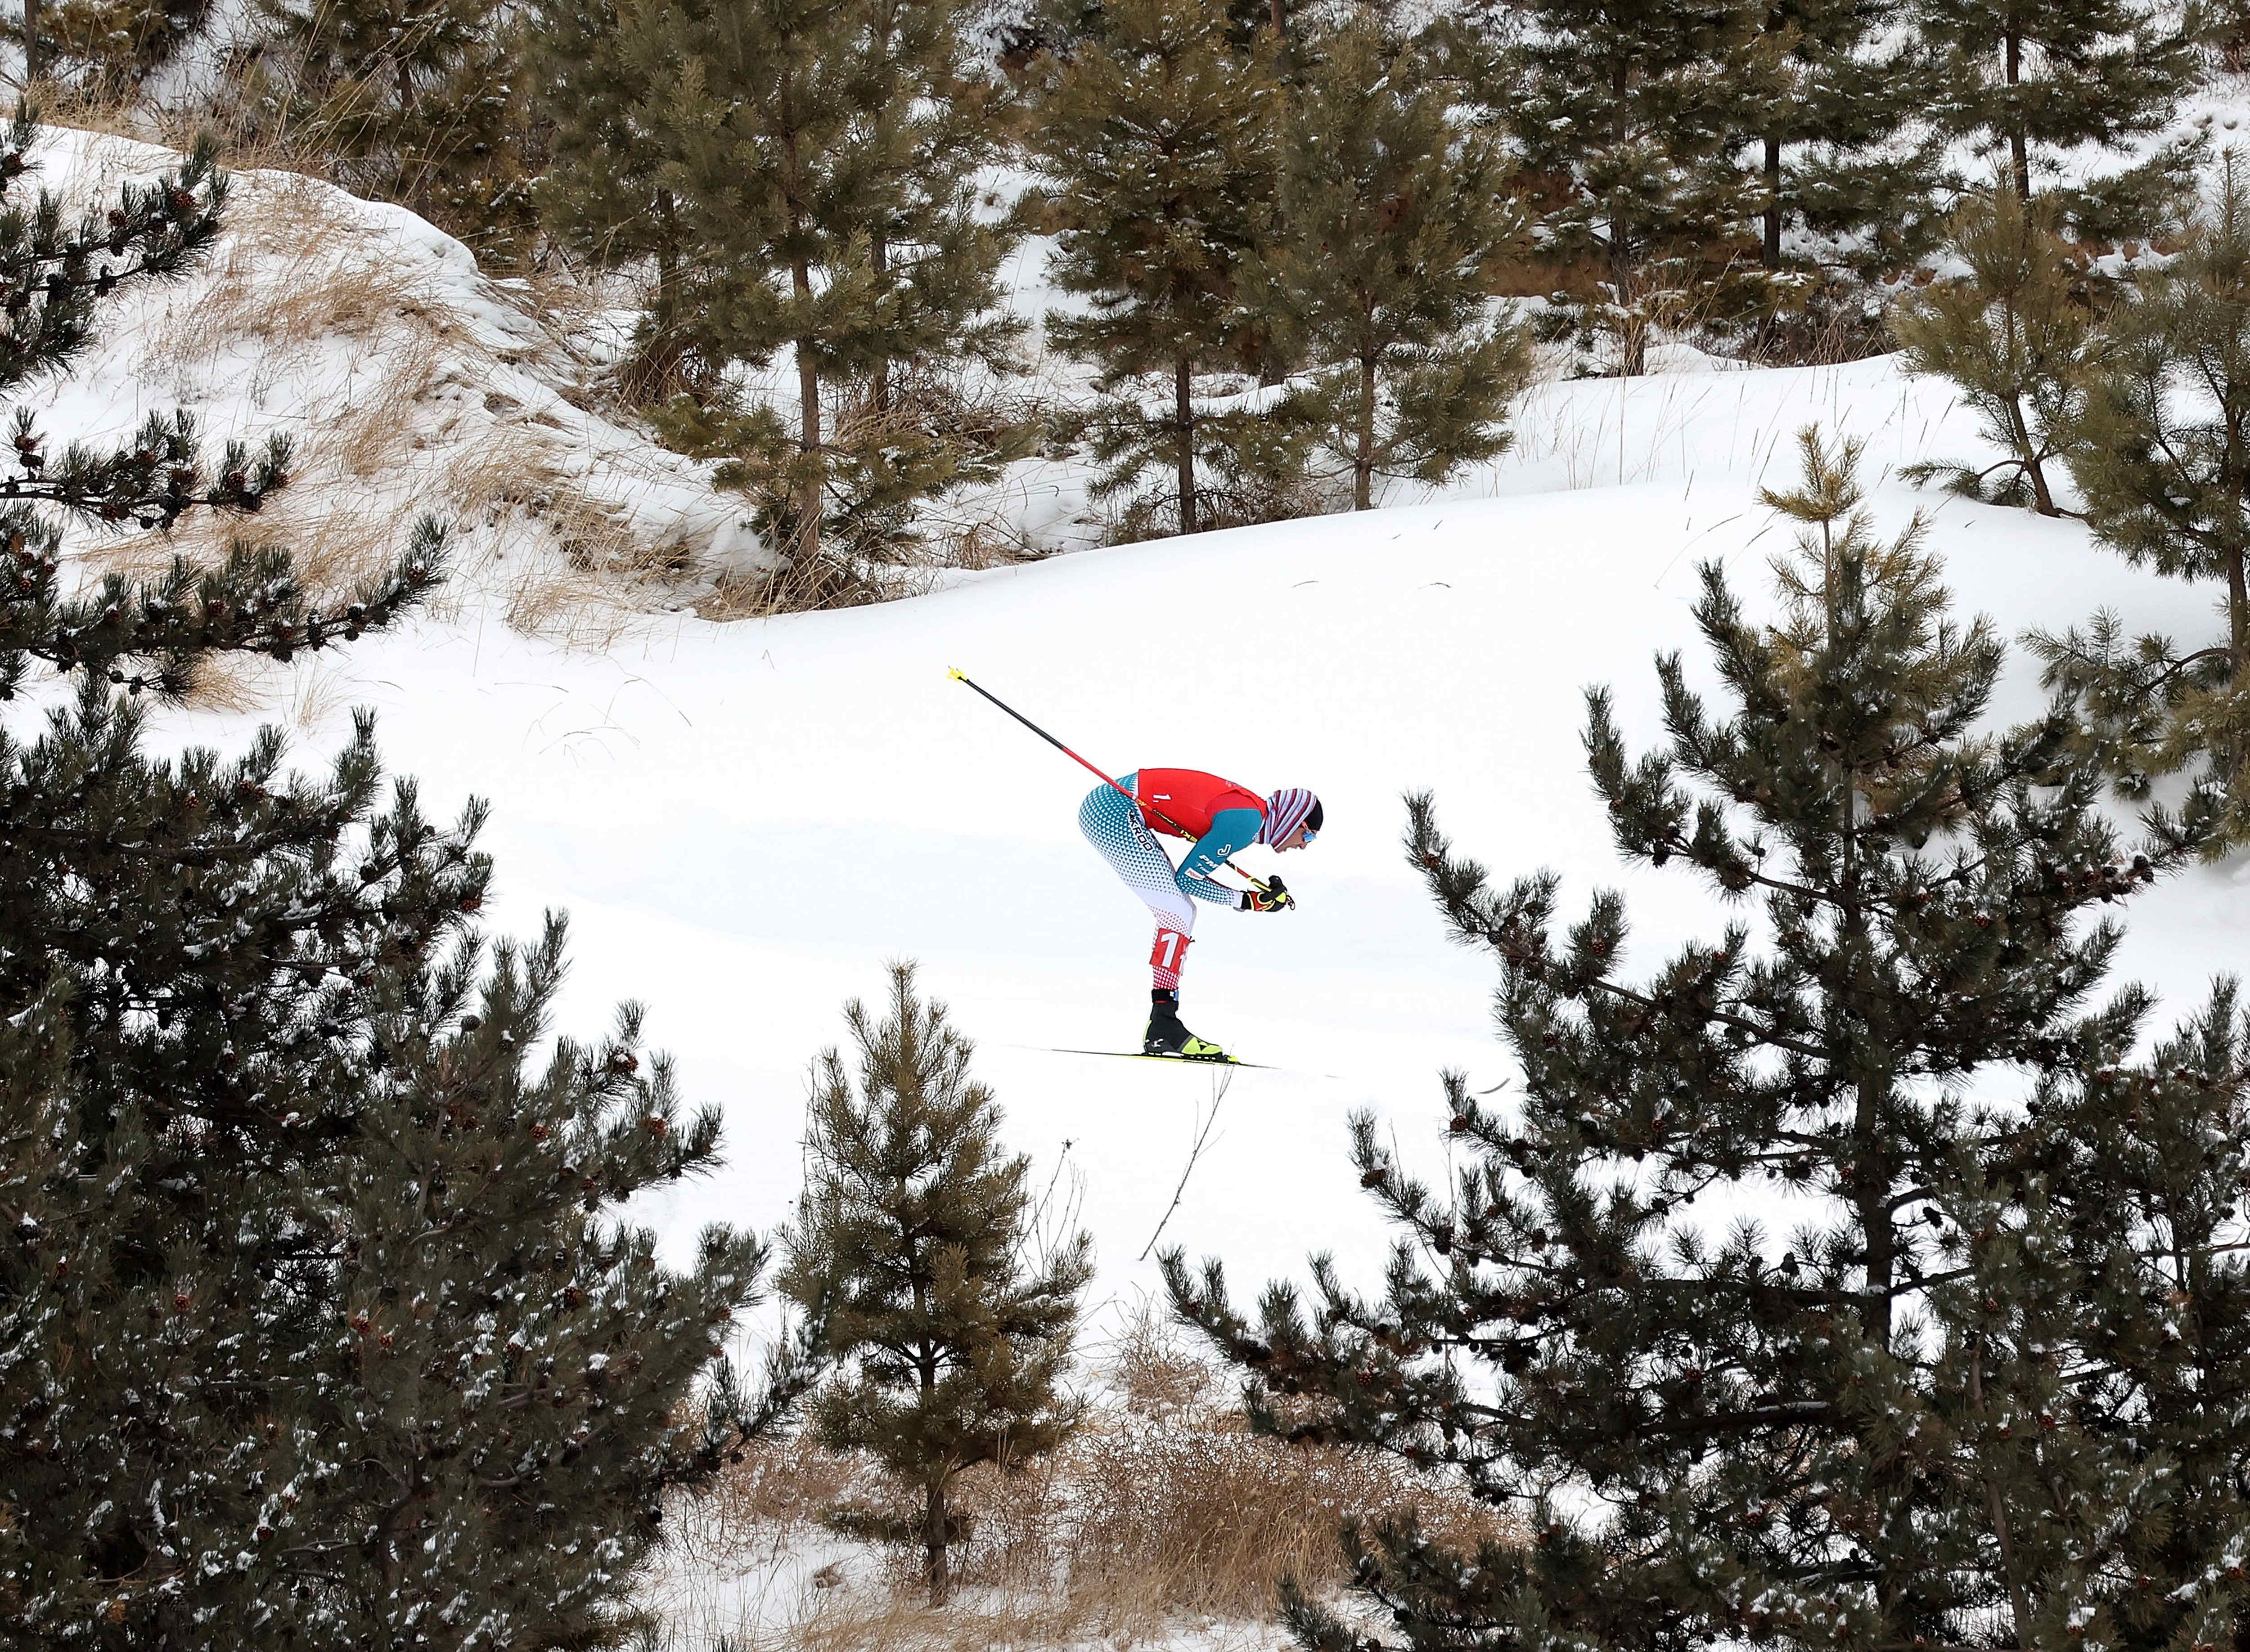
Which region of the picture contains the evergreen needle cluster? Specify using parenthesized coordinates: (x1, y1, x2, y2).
(1894, 189, 2102, 516)
(1902, 158, 2250, 852)
(2038, 160, 2250, 845)
(783, 963, 1091, 1607)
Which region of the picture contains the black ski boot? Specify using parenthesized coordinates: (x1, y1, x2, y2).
(1144, 991, 1228, 1061)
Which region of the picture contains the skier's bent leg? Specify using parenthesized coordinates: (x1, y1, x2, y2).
(1080, 784, 1225, 1057)
(1080, 782, 1198, 988)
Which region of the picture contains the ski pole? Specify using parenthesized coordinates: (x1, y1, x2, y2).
(945, 668, 1279, 897)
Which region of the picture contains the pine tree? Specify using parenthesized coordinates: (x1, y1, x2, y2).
(534, 0, 1022, 569)
(251, 0, 533, 257)
(1735, 0, 1944, 304)
(267, 915, 786, 1645)
(2043, 159, 2250, 846)
(2006, 984, 2250, 1652)
(782, 963, 1091, 1607)
(1917, 0, 2197, 233)
(25, 0, 215, 91)
(1247, 15, 1534, 512)
(1509, 0, 1777, 372)
(1894, 187, 2104, 516)
(1165, 429, 2230, 1651)
(1029, 0, 1293, 536)
(0, 121, 783, 1646)
(525, 0, 685, 386)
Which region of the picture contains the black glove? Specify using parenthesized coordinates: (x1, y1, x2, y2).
(1241, 875, 1292, 912)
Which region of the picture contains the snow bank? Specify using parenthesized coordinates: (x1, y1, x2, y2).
(32, 124, 772, 644)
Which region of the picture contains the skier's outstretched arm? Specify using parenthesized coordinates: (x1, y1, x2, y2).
(1177, 807, 1263, 903)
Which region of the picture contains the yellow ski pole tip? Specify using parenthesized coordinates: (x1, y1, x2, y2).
(945, 667, 966, 681)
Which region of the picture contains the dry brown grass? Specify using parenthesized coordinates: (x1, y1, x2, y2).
(148, 184, 432, 381)
(667, 1308, 1519, 1650)
(176, 650, 272, 715)
(24, 60, 355, 187)
(62, 147, 707, 672)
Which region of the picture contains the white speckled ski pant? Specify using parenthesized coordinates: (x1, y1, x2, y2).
(1080, 781, 1199, 989)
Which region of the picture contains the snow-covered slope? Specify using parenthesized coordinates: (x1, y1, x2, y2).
(35, 126, 770, 640)
(141, 350, 2244, 1337)
(141, 352, 2240, 1643)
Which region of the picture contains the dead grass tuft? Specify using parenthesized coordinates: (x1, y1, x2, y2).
(179, 650, 272, 714)
(692, 553, 891, 622)
(664, 1307, 1519, 1650)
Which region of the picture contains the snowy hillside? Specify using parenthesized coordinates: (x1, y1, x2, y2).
(33, 119, 2250, 1651)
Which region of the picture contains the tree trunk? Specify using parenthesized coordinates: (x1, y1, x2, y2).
(917, 1310, 947, 1606)
(632, 189, 692, 399)
(655, 190, 680, 314)
(1610, 59, 1643, 376)
(1354, 352, 1376, 511)
(1835, 745, 1908, 1639)
(925, 1477, 951, 1607)
(2006, 398, 2057, 515)
(795, 258, 824, 565)
(869, 0, 896, 416)
(1971, 1348, 2036, 1648)
(1764, 134, 1783, 270)
(2006, 30, 2030, 200)
(21, 0, 37, 81)
(1175, 355, 1198, 536)
(2230, 545, 2249, 781)
(2230, 543, 2247, 671)
(871, 233, 891, 415)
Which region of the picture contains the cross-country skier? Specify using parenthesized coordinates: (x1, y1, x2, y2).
(1079, 769, 1322, 1059)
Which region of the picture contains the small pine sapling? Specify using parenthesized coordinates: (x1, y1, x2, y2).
(783, 964, 1092, 1607)
(1030, 0, 1297, 536)
(1894, 188, 2104, 516)
(2043, 157, 2250, 847)
(1250, 15, 1533, 511)
(1166, 428, 2219, 1651)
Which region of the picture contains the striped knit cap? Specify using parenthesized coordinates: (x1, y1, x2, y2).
(1259, 788, 1320, 846)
